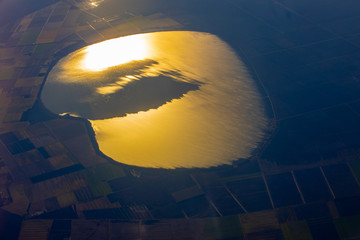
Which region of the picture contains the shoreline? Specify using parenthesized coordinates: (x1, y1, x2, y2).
(22, 27, 276, 172)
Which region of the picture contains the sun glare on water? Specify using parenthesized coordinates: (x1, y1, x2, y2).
(82, 34, 149, 71)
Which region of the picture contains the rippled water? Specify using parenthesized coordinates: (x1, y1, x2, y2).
(41, 31, 267, 168)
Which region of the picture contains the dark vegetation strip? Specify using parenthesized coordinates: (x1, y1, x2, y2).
(30, 164, 84, 183)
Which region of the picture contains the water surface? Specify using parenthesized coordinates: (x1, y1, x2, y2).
(42, 31, 267, 168)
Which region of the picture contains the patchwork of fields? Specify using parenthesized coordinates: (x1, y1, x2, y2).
(1, 0, 360, 239)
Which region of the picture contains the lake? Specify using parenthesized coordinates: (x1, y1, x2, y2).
(41, 31, 267, 168)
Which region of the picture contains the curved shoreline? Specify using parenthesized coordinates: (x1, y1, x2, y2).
(23, 29, 275, 171)
(12, 0, 278, 169)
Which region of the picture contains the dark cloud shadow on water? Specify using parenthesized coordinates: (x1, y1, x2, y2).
(46, 74, 199, 120)
(41, 59, 200, 120)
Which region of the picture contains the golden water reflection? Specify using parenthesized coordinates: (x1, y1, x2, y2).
(82, 34, 149, 71)
(42, 31, 267, 168)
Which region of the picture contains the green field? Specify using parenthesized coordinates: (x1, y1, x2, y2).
(281, 221, 313, 240)
(203, 215, 243, 240)
(18, 30, 41, 45)
(334, 215, 360, 239)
